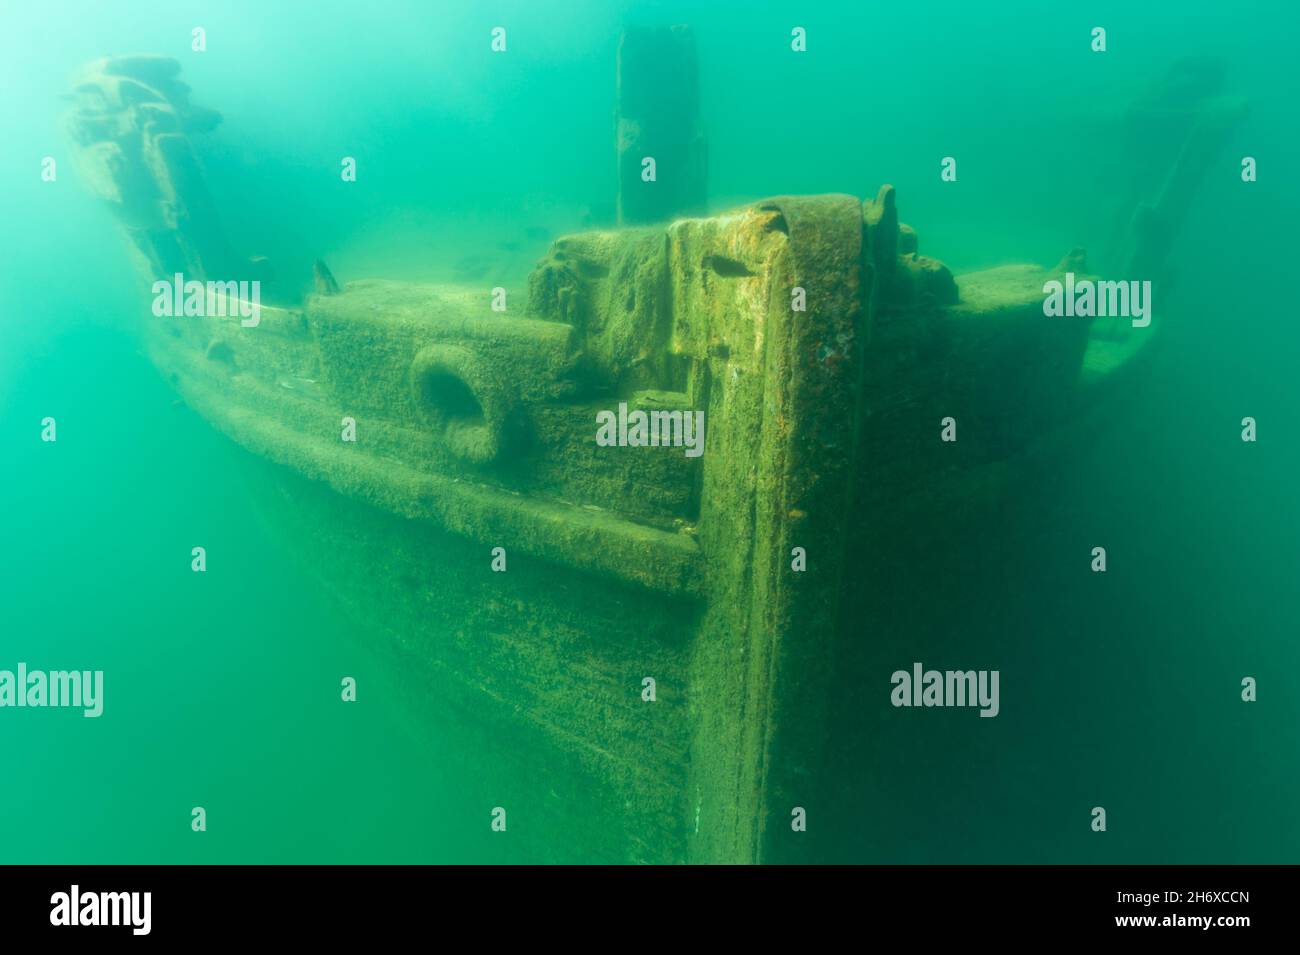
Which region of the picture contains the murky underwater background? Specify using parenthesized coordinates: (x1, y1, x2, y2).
(1, 0, 1298, 862)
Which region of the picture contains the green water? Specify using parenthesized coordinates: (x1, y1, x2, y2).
(1, 0, 1297, 863)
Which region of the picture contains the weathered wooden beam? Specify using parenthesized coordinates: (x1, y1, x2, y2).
(616, 25, 708, 226)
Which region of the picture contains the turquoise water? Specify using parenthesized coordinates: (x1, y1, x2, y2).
(2, 1, 1297, 863)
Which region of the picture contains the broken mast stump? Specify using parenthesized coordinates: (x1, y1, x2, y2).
(616, 25, 708, 226)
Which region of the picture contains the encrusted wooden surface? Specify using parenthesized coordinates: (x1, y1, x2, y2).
(66, 53, 1201, 863)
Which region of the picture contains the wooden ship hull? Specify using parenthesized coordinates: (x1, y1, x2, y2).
(65, 36, 1243, 863)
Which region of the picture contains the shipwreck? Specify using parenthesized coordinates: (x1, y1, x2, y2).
(64, 28, 1244, 863)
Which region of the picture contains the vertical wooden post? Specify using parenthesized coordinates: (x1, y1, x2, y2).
(616, 26, 708, 225)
